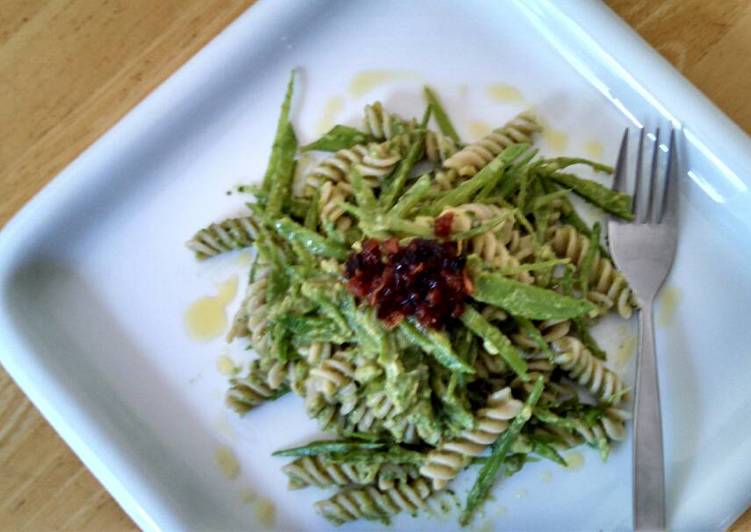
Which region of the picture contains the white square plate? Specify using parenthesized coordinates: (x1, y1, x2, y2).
(1, 0, 750, 530)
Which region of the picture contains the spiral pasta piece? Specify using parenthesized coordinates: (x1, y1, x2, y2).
(226, 357, 288, 414)
(315, 478, 434, 525)
(419, 387, 523, 490)
(433, 168, 460, 191)
(227, 268, 271, 346)
(511, 319, 571, 351)
(548, 225, 636, 319)
(363, 101, 413, 140)
(283, 455, 419, 490)
(552, 336, 628, 403)
(186, 216, 256, 259)
(318, 180, 353, 231)
(443, 111, 541, 176)
(441, 203, 533, 283)
(306, 143, 401, 191)
(570, 407, 630, 446)
(425, 131, 459, 162)
(308, 352, 356, 398)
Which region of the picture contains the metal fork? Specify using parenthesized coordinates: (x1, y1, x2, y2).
(608, 127, 678, 532)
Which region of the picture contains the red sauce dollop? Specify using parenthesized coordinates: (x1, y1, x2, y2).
(344, 238, 472, 330)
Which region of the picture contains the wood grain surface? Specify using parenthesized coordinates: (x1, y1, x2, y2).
(0, 1, 749, 529)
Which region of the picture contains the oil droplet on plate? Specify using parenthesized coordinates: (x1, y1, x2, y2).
(468, 121, 492, 139)
(348, 69, 418, 97)
(541, 469, 553, 483)
(240, 487, 257, 504)
(185, 276, 238, 342)
(584, 140, 604, 160)
(658, 285, 682, 327)
(216, 355, 237, 376)
(235, 252, 253, 267)
(255, 497, 276, 528)
(543, 128, 568, 152)
(486, 83, 523, 103)
(215, 445, 241, 480)
(315, 95, 345, 134)
(614, 335, 637, 368)
(565, 451, 585, 471)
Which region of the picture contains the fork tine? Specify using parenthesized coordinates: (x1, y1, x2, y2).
(641, 128, 660, 223)
(632, 128, 645, 219)
(659, 128, 678, 223)
(648, 128, 666, 223)
(612, 128, 629, 193)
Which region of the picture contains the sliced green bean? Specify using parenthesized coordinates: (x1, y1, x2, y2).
(388, 173, 432, 218)
(423, 86, 461, 143)
(399, 319, 475, 375)
(301, 124, 373, 152)
(271, 216, 349, 260)
(460, 307, 528, 380)
(472, 272, 595, 320)
(261, 70, 296, 194)
(546, 171, 633, 220)
(432, 144, 530, 214)
(273, 439, 385, 457)
(460, 376, 544, 526)
(380, 129, 426, 210)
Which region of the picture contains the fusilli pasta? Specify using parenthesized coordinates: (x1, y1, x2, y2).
(186, 217, 256, 259)
(443, 111, 541, 176)
(419, 387, 523, 490)
(552, 336, 628, 403)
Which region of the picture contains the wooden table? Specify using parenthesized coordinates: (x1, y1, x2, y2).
(0, 1, 749, 529)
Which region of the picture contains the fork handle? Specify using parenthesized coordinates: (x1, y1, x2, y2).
(633, 303, 666, 531)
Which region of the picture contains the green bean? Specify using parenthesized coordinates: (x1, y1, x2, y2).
(543, 156, 613, 174)
(304, 189, 320, 231)
(287, 197, 311, 220)
(271, 321, 294, 362)
(546, 170, 633, 220)
(423, 86, 461, 143)
(573, 318, 607, 360)
(299, 281, 350, 334)
(350, 166, 377, 211)
(448, 212, 514, 241)
(301, 124, 373, 152)
(460, 376, 544, 526)
(472, 272, 595, 319)
(399, 319, 475, 375)
(271, 216, 349, 260)
(432, 144, 530, 214)
(515, 317, 555, 362)
(578, 222, 601, 295)
(497, 258, 569, 277)
(388, 173, 432, 218)
(341, 293, 387, 357)
(262, 70, 296, 194)
(329, 446, 426, 466)
(276, 314, 352, 344)
(380, 129, 426, 210)
(265, 123, 298, 218)
(273, 439, 385, 457)
(531, 440, 567, 466)
(460, 307, 528, 380)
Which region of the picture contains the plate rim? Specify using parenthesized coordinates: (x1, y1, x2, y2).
(1, 0, 750, 530)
